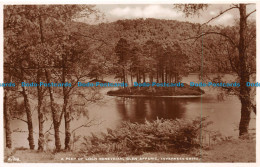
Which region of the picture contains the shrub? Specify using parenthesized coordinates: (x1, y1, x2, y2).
(80, 117, 212, 155)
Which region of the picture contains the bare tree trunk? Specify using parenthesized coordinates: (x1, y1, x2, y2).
(165, 67, 168, 83)
(45, 69, 61, 151)
(137, 70, 140, 83)
(37, 15, 45, 150)
(19, 69, 35, 150)
(150, 74, 153, 83)
(37, 69, 44, 151)
(123, 68, 126, 88)
(238, 4, 251, 136)
(62, 54, 71, 150)
(21, 85, 35, 150)
(156, 68, 159, 82)
(130, 71, 133, 86)
(4, 89, 12, 149)
(64, 96, 70, 150)
(162, 69, 164, 83)
(251, 104, 256, 115)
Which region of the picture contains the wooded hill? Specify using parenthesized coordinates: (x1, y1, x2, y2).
(70, 18, 255, 82)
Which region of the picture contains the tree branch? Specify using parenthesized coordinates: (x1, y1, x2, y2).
(246, 9, 256, 18)
(44, 123, 53, 135)
(72, 119, 104, 133)
(186, 31, 238, 48)
(200, 7, 238, 27)
(12, 117, 28, 123)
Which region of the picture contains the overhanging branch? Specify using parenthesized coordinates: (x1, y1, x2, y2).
(200, 7, 238, 28)
(246, 9, 256, 18)
(186, 31, 238, 48)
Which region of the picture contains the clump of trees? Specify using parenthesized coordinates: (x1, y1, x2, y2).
(114, 38, 189, 86)
(4, 5, 104, 151)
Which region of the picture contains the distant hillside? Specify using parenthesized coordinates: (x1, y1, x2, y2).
(74, 18, 218, 45)
(70, 18, 231, 73)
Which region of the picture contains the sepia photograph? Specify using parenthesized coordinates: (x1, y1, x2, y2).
(2, 2, 257, 164)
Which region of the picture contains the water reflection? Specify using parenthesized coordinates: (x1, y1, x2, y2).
(104, 94, 255, 138)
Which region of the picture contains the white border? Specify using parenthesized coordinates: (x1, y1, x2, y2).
(0, 0, 259, 167)
(0, 0, 258, 4)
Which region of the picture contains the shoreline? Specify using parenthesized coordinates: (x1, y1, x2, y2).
(107, 94, 203, 98)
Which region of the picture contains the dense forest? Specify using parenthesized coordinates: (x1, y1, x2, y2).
(72, 18, 255, 83)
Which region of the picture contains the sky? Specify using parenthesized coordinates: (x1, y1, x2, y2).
(80, 4, 256, 26)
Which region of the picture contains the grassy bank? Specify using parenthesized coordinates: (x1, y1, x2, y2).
(5, 138, 255, 163)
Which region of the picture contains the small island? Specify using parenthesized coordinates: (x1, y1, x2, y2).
(107, 83, 204, 97)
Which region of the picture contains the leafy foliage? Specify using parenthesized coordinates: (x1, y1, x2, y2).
(81, 117, 212, 155)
